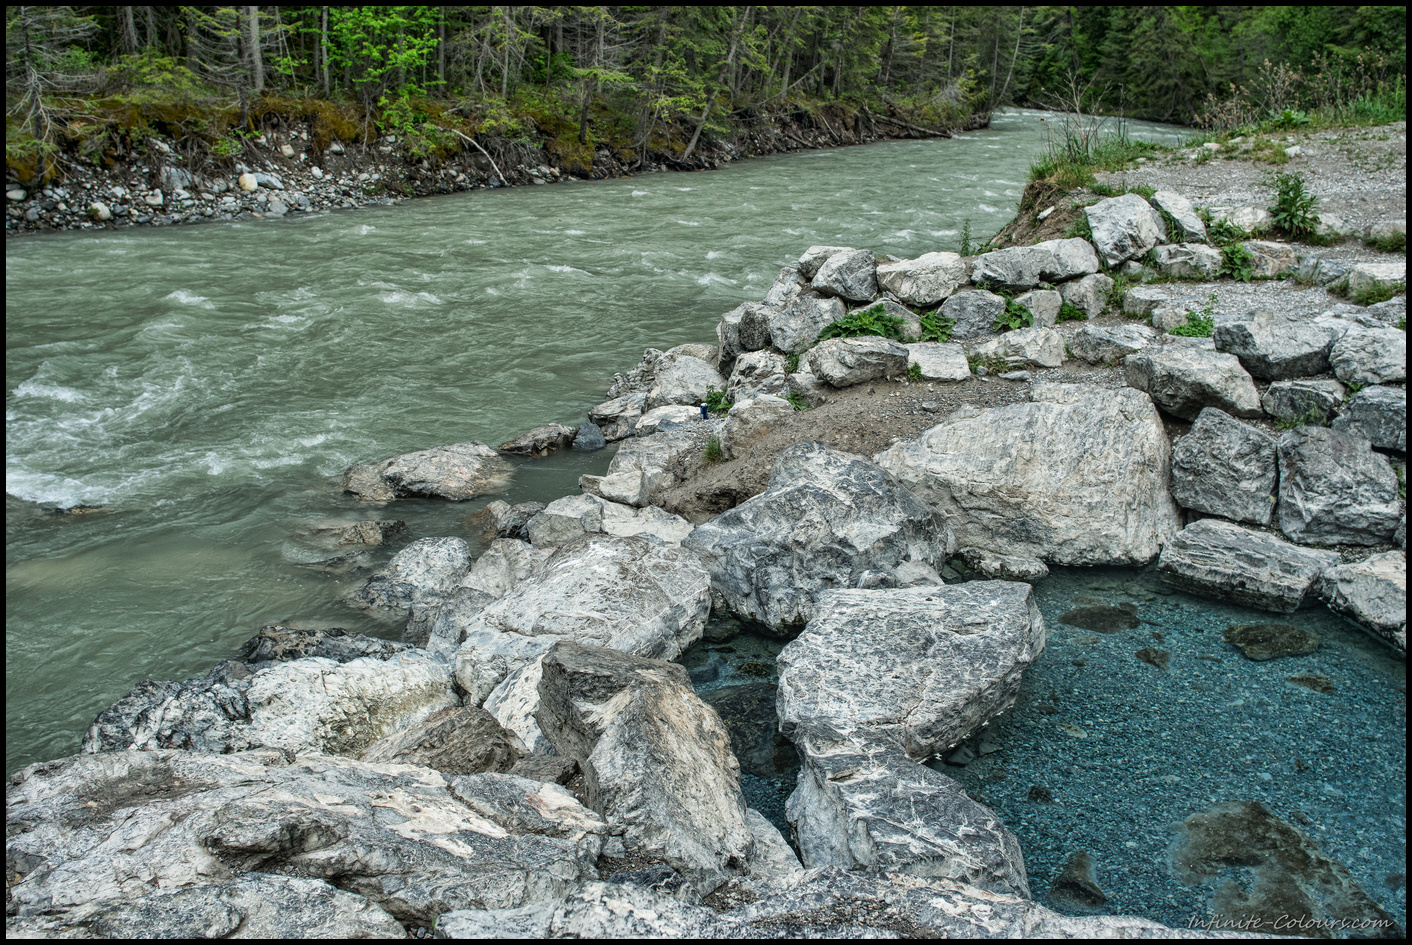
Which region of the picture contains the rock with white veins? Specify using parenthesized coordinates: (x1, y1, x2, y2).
(965, 326, 1065, 369)
(1276, 426, 1403, 546)
(1157, 518, 1342, 613)
(969, 238, 1099, 290)
(1150, 191, 1207, 242)
(874, 251, 968, 306)
(875, 384, 1179, 566)
(1329, 324, 1407, 386)
(1124, 345, 1262, 420)
(1151, 243, 1222, 280)
(453, 534, 711, 704)
(350, 536, 471, 615)
(1212, 309, 1347, 380)
(683, 441, 955, 631)
(811, 248, 878, 302)
(1319, 551, 1407, 655)
(807, 336, 909, 387)
(905, 342, 971, 381)
(769, 293, 847, 354)
(1058, 272, 1115, 319)
(1067, 323, 1157, 365)
(1170, 408, 1277, 526)
(644, 355, 727, 410)
(5, 750, 606, 935)
(1330, 385, 1407, 452)
(777, 584, 1045, 761)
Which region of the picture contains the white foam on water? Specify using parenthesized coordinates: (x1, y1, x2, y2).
(978, 203, 999, 213)
(12, 379, 84, 403)
(545, 264, 583, 274)
(563, 229, 586, 235)
(674, 187, 693, 192)
(706, 251, 722, 259)
(695, 272, 738, 287)
(163, 290, 213, 308)
(675, 220, 701, 226)
(464, 238, 487, 244)
(263, 314, 311, 329)
(932, 229, 959, 237)
(485, 287, 501, 295)
(631, 190, 650, 197)
(984, 190, 1000, 198)
(358, 225, 377, 235)
(378, 290, 443, 305)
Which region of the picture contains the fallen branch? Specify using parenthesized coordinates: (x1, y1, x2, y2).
(864, 107, 952, 138)
(431, 125, 507, 185)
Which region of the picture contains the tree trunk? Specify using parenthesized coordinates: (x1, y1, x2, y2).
(246, 6, 264, 93)
(120, 6, 139, 54)
(320, 6, 329, 96)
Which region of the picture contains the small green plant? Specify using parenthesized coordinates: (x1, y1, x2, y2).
(1063, 213, 1093, 241)
(786, 391, 811, 411)
(1366, 231, 1407, 253)
(1107, 273, 1134, 312)
(1205, 216, 1248, 247)
(907, 362, 924, 381)
(1397, 465, 1406, 500)
(704, 387, 731, 416)
(1219, 243, 1256, 283)
(1056, 301, 1088, 323)
(1351, 282, 1406, 306)
(991, 296, 1034, 333)
(1344, 381, 1366, 395)
(818, 303, 907, 342)
(1268, 171, 1319, 240)
(1398, 316, 1407, 331)
(967, 353, 1008, 375)
(917, 309, 955, 343)
(1274, 406, 1331, 432)
(703, 436, 724, 464)
(959, 219, 973, 256)
(784, 352, 800, 373)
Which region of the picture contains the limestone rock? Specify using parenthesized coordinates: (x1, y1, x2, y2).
(717, 302, 777, 366)
(875, 383, 1180, 566)
(1346, 260, 1407, 299)
(764, 267, 806, 307)
(1157, 518, 1342, 613)
(497, 423, 575, 456)
(905, 342, 971, 381)
(720, 394, 796, 459)
(1170, 408, 1277, 526)
(360, 705, 525, 774)
(238, 624, 408, 665)
(1331, 385, 1407, 452)
(683, 441, 955, 631)
(1085, 194, 1167, 266)
(1122, 285, 1170, 317)
(777, 584, 1044, 760)
(1213, 309, 1346, 380)
(787, 369, 830, 407)
(1125, 345, 1261, 420)
(484, 657, 555, 755)
(580, 471, 646, 507)
(969, 238, 1099, 290)
(527, 494, 606, 547)
(807, 336, 909, 387)
(1276, 426, 1402, 545)
(6, 750, 606, 933)
(589, 392, 647, 442)
(344, 441, 512, 501)
(1150, 191, 1207, 242)
(1210, 205, 1272, 233)
(351, 536, 471, 615)
(307, 517, 407, 546)
(605, 426, 708, 507)
(1058, 272, 1114, 319)
(956, 547, 1050, 581)
(966, 326, 1065, 369)
(940, 289, 1005, 341)
(726, 349, 788, 402)
(461, 538, 552, 599)
(635, 404, 700, 437)
(644, 355, 727, 411)
(1067, 323, 1157, 365)
(1320, 551, 1407, 654)
(452, 534, 710, 703)
(1013, 289, 1062, 328)
(769, 293, 847, 354)
(812, 248, 878, 302)
(1242, 240, 1298, 279)
(1329, 324, 1407, 386)
(797, 245, 851, 279)
(535, 642, 753, 894)
(1151, 242, 1222, 279)
(572, 421, 606, 452)
(875, 251, 968, 306)
(1260, 379, 1347, 425)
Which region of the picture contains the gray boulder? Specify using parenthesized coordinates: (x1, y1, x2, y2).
(453, 534, 711, 703)
(1242, 240, 1298, 278)
(589, 391, 647, 442)
(360, 704, 525, 774)
(797, 245, 852, 279)
(1150, 191, 1207, 242)
(1212, 309, 1346, 380)
(351, 536, 471, 615)
(527, 494, 609, 546)
(238, 624, 407, 665)
(875, 384, 1180, 566)
(1067, 323, 1157, 365)
(1345, 260, 1406, 298)
(1329, 324, 1407, 386)
(1122, 285, 1170, 317)
(763, 267, 806, 307)
(1320, 551, 1407, 655)
(1210, 205, 1272, 234)
(941, 289, 1005, 340)
(1261, 379, 1347, 425)
(1170, 408, 1277, 526)
(535, 643, 753, 895)
(966, 326, 1065, 369)
(787, 368, 830, 407)
(305, 517, 406, 546)
(715, 302, 767, 366)
(635, 404, 700, 436)
(497, 423, 575, 456)
(875, 251, 968, 306)
(1151, 243, 1222, 279)
(1085, 194, 1167, 266)
(1125, 345, 1262, 420)
(786, 736, 1029, 896)
(1058, 272, 1114, 319)
(1331, 385, 1407, 452)
(6, 750, 605, 934)
(726, 348, 789, 402)
(777, 584, 1044, 761)
(812, 248, 878, 302)
(683, 441, 956, 631)
(1292, 255, 1351, 287)
(1013, 289, 1062, 328)
(572, 421, 606, 452)
(807, 336, 909, 387)
(720, 394, 796, 460)
(969, 238, 1099, 290)
(770, 293, 847, 354)
(461, 538, 552, 600)
(344, 441, 512, 501)
(1276, 427, 1403, 545)
(603, 426, 709, 507)
(906, 342, 971, 381)
(1157, 518, 1341, 613)
(644, 355, 727, 410)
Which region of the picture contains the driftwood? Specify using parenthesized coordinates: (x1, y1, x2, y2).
(431, 125, 508, 185)
(864, 107, 952, 138)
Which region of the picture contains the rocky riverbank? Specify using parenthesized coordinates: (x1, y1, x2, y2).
(3, 103, 980, 236)
(7, 128, 1406, 939)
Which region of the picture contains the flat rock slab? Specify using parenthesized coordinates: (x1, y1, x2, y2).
(453, 534, 711, 703)
(238, 624, 408, 664)
(970, 238, 1099, 290)
(875, 383, 1180, 566)
(1152, 242, 1221, 279)
(1320, 551, 1407, 655)
(1330, 324, 1407, 386)
(1151, 191, 1207, 242)
(683, 441, 955, 631)
(1085, 194, 1166, 266)
(967, 326, 1065, 369)
(589, 391, 648, 442)
(786, 736, 1029, 896)
(497, 423, 576, 456)
(1222, 623, 1320, 661)
(905, 342, 971, 381)
(1213, 309, 1346, 380)
(344, 441, 512, 501)
(1261, 379, 1346, 424)
(1170, 408, 1277, 526)
(777, 583, 1044, 760)
(535, 642, 753, 895)
(1157, 518, 1341, 613)
(1276, 426, 1402, 546)
(875, 251, 967, 306)
(1330, 385, 1407, 453)
(1068, 323, 1157, 365)
(5, 750, 606, 935)
(1125, 345, 1262, 420)
(770, 294, 847, 354)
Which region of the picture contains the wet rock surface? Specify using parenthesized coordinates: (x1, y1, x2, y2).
(343, 441, 513, 501)
(1157, 519, 1342, 613)
(1222, 623, 1322, 661)
(1319, 551, 1408, 655)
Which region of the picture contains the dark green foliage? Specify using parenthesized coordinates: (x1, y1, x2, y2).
(992, 297, 1034, 333)
(907, 362, 923, 381)
(1367, 231, 1407, 253)
(1056, 302, 1088, 323)
(1398, 316, 1407, 331)
(917, 309, 955, 343)
(1268, 172, 1320, 239)
(818, 304, 906, 342)
(1219, 243, 1256, 283)
(1274, 406, 1331, 432)
(704, 386, 731, 416)
(1205, 216, 1249, 247)
(1350, 282, 1406, 306)
(959, 219, 974, 257)
(784, 352, 800, 374)
(786, 391, 811, 411)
